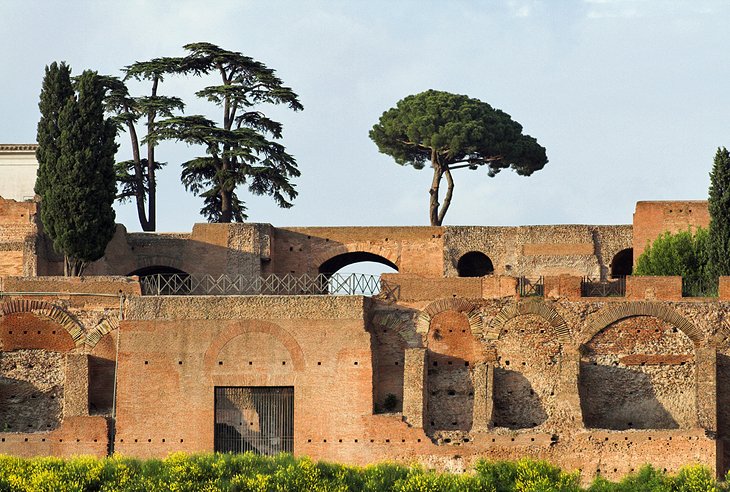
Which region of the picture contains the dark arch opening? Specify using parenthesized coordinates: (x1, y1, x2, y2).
(457, 251, 494, 277)
(318, 252, 398, 275)
(127, 265, 188, 277)
(610, 248, 633, 277)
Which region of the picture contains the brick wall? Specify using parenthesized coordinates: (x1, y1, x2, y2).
(626, 276, 682, 300)
(633, 201, 709, 259)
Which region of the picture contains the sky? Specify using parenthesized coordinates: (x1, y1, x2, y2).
(1, 0, 729, 233)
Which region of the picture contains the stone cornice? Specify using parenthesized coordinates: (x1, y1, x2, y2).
(0, 144, 38, 151)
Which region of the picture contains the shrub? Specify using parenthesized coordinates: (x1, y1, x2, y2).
(0, 453, 721, 491)
(634, 228, 715, 296)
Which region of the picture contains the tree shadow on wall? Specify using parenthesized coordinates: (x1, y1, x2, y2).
(0, 377, 62, 432)
(579, 362, 678, 430)
(492, 368, 548, 429)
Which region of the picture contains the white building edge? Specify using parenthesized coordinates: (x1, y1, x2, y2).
(0, 144, 38, 202)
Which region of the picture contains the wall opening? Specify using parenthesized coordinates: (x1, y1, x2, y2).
(610, 248, 633, 277)
(371, 324, 406, 414)
(457, 251, 494, 277)
(492, 314, 557, 429)
(579, 315, 696, 430)
(214, 386, 293, 455)
(319, 252, 398, 295)
(319, 252, 398, 275)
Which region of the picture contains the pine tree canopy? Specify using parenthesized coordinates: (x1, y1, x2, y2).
(369, 90, 547, 226)
(147, 42, 303, 223)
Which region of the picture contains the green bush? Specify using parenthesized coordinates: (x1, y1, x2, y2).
(0, 453, 722, 492)
(634, 228, 716, 296)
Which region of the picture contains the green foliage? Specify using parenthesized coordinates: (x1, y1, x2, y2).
(0, 454, 721, 491)
(708, 147, 730, 278)
(634, 228, 715, 296)
(35, 64, 118, 276)
(150, 42, 303, 223)
(369, 90, 547, 225)
(588, 465, 718, 492)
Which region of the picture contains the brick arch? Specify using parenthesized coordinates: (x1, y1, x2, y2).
(371, 312, 421, 347)
(581, 302, 702, 346)
(313, 243, 401, 274)
(133, 255, 184, 272)
(0, 299, 85, 346)
(203, 321, 305, 372)
(485, 300, 570, 343)
(416, 298, 482, 336)
(85, 317, 119, 348)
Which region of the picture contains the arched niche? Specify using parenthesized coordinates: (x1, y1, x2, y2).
(0, 303, 79, 433)
(456, 251, 494, 277)
(369, 312, 420, 414)
(579, 315, 696, 430)
(425, 308, 483, 437)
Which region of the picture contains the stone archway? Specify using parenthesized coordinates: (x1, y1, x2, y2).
(416, 298, 483, 336)
(581, 302, 701, 347)
(318, 251, 398, 275)
(486, 300, 570, 342)
(0, 299, 84, 346)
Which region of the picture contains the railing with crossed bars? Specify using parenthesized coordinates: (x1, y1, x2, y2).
(139, 273, 395, 297)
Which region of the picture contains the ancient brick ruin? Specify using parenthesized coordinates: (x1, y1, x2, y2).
(0, 193, 727, 481)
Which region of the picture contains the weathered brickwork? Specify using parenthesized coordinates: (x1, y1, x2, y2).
(633, 201, 710, 259)
(1, 195, 729, 480)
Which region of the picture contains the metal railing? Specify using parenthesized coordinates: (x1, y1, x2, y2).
(139, 273, 389, 296)
(581, 276, 626, 297)
(682, 277, 718, 298)
(518, 276, 544, 297)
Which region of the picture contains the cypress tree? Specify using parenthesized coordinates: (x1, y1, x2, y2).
(35, 66, 118, 276)
(35, 62, 74, 201)
(708, 147, 730, 277)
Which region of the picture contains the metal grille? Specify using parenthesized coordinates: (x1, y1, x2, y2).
(518, 276, 544, 297)
(581, 276, 626, 297)
(214, 386, 293, 455)
(139, 273, 386, 296)
(682, 277, 718, 297)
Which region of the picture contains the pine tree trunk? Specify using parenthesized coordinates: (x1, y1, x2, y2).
(429, 166, 442, 226)
(144, 77, 159, 232)
(220, 189, 233, 223)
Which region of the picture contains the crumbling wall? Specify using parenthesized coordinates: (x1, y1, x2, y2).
(492, 314, 561, 429)
(579, 316, 696, 430)
(443, 225, 632, 278)
(0, 350, 64, 432)
(0, 199, 37, 276)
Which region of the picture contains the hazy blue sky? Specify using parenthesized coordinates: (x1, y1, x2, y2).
(1, 0, 729, 232)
